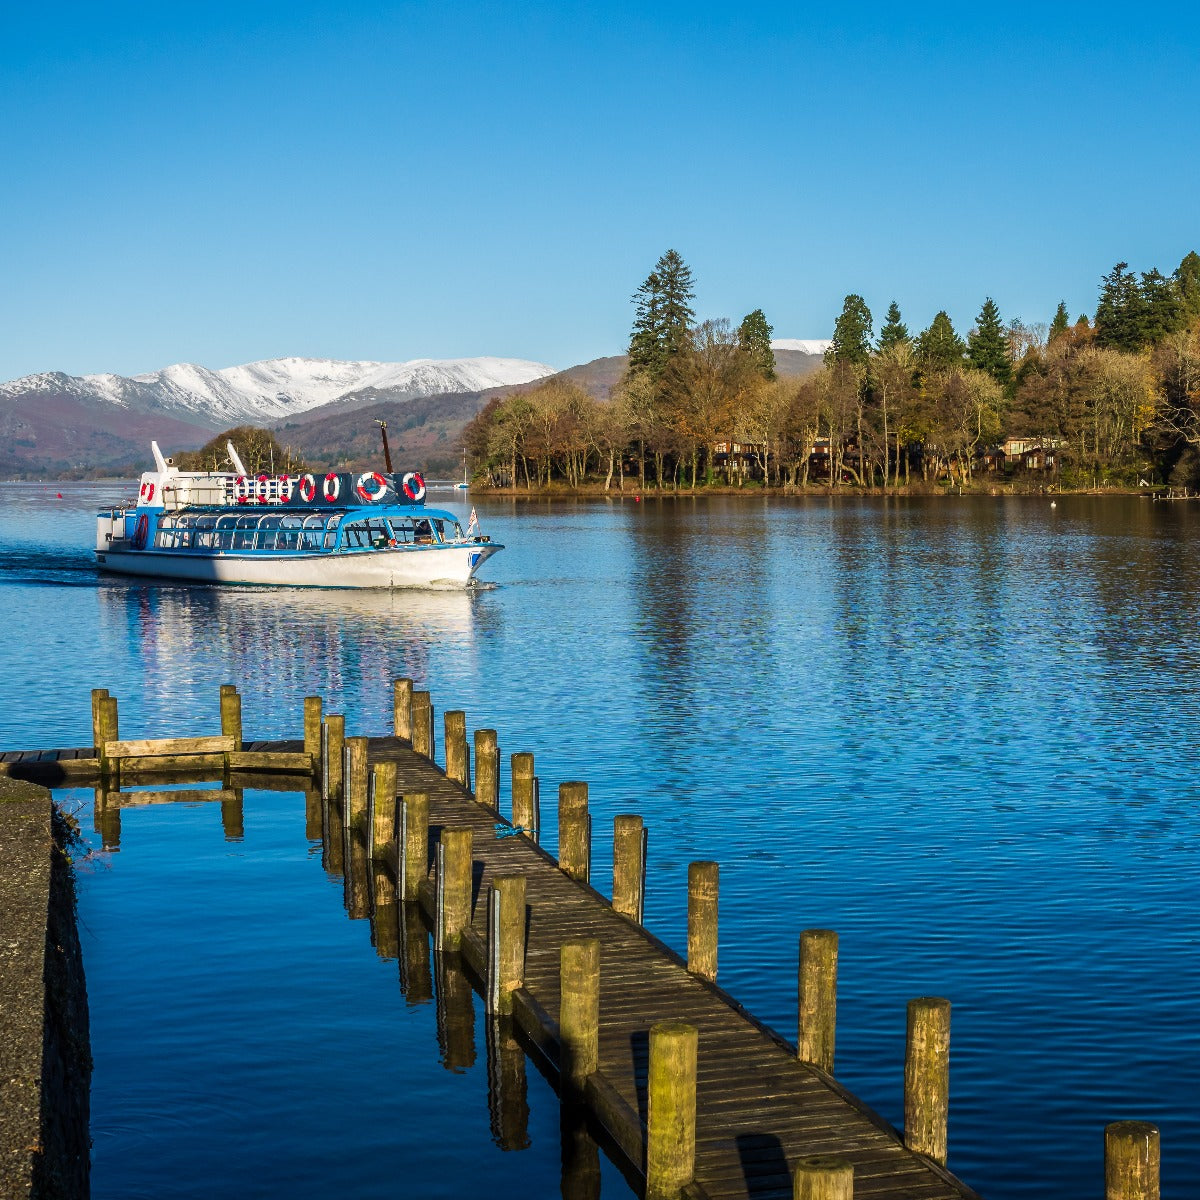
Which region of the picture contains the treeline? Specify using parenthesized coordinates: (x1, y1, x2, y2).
(465, 249, 1200, 490)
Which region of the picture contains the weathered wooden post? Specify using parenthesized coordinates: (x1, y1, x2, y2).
(904, 997, 951, 1164)
(412, 691, 433, 760)
(372, 761, 397, 857)
(346, 736, 369, 830)
(487, 874, 526, 1016)
(474, 729, 499, 810)
(400, 792, 430, 902)
(325, 714, 345, 802)
(511, 752, 537, 839)
(99, 694, 119, 782)
(646, 1021, 698, 1200)
(558, 782, 590, 882)
(436, 826, 473, 952)
(1105, 1121, 1160, 1200)
(444, 710, 470, 788)
(687, 861, 719, 981)
(559, 938, 600, 1092)
(394, 677, 413, 741)
(303, 696, 322, 771)
(798, 929, 838, 1073)
(91, 688, 109, 753)
(793, 1156, 854, 1200)
(220, 684, 242, 748)
(612, 814, 646, 922)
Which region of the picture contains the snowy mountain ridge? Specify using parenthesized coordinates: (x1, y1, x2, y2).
(0, 355, 558, 428)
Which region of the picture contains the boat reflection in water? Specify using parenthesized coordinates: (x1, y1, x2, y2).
(95, 581, 491, 737)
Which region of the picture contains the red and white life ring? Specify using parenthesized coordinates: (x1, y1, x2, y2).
(401, 471, 426, 502)
(139, 481, 156, 504)
(234, 476, 251, 504)
(277, 474, 295, 502)
(356, 471, 388, 502)
(256, 474, 272, 504)
(323, 472, 341, 502)
(298, 473, 317, 503)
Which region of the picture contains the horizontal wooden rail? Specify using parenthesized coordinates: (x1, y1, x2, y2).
(103, 736, 236, 759)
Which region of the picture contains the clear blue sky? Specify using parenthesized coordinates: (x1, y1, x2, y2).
(2, 1, 1198, 380)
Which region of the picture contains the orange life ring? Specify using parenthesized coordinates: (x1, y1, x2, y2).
(356, 471, 388, 502)
(401, 471, 426, 502)
(323, 472, 341, 502)
(299, 473, 317, 503)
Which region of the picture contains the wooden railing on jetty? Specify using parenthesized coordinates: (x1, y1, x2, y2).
(0, 685, 1162, 1200)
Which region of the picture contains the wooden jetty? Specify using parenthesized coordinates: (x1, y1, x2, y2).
(0, 684, 1162, 1200)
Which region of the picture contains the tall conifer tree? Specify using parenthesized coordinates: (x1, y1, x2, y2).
(1176, 250, 1200, 317)
(737, 309, 776, 379)
(916, 312, 965, 369)
(826, 295, 873, 365)
(967, 298, 1012, 384)
(877, 301, 910, 350)
(629, 249, 696, 379)
(1094, 262, 1145, 352)
(1048, 301, 1070, 343)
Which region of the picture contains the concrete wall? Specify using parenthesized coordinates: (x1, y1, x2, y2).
(0, 779, 90, 1199)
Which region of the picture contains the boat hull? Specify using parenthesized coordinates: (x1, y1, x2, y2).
(95, 542, 501, 588)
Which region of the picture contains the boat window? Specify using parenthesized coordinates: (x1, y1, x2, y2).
(340, 518, 394, 551)
(275, 515, 303, 551)
(324, 512, 343, 550)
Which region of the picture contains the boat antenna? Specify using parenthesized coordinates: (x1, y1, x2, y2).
(375, 419, 393, 473)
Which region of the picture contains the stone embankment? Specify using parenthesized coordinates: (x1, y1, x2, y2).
(0, 778, 90, 1200)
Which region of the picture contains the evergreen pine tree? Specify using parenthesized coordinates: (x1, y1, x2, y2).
(629, 249, 696, 379)
(1048, 301, 1070, 343)
(967, 297, 1012, 384)
(737, 309, 776, 380)
(826, 295, 873, 365)
(1176, 250, 1200, 317)
(1094, 262, 1145, 352)
(915, 312, 965, 369)
(1141, 268, 1185, 344)
(877, 301, 910, 350)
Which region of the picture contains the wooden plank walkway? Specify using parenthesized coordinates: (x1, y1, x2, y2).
(359, 735, 981, 1200)
(5, 731, 981, 1198)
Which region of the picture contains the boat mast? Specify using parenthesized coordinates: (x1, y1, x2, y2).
(375, 420, 393, 473)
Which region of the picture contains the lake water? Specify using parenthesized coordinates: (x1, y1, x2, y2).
(3, 482, 1199, 1198)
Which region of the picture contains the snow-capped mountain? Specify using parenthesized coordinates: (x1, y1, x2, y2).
(771, 338, 831, 356)
(0, 356, 557, 428)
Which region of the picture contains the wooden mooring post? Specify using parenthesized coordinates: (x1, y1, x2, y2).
(904, 997, 951, 1165)
(303, 696, 322, 766)
(444, 710, 470, 789)
(474, 729, 499, 811)
(558, 781, 590, 882)
(371, 761, 397, 858)
(394, 677, 413, 741)
(511, 751, 537, 839)
(612, 814, 646, 923)
(798, 929, 838, 1073)
(559, 938, 600, 1093)
(219, 684, 242, 748)
(687, 861, 718, 981)
(793, 1156, 854, 1200)
(646, 1020, 698, 1200)
(1105, 1121, 1160, 1200)
(436, 826, 472, 952)
(399, 792, 430, 902)
(345, 736, 369, 830)
(98, 694, 119, 781)
(412, 691, 433, 760)
(90, 688, 108, 752)
(324, 714, 345, 802)
(486, 874, 526, 1016)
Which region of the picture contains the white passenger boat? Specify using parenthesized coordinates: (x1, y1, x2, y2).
(95, 442, 502, 588)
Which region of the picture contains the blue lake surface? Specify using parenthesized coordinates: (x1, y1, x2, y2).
(3, 481, 1200, 1197)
